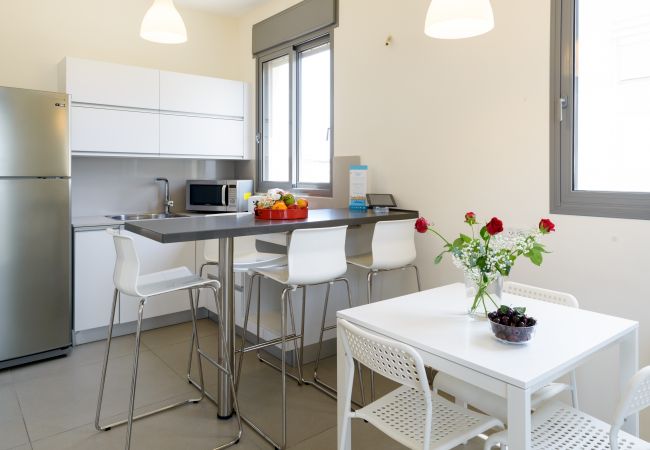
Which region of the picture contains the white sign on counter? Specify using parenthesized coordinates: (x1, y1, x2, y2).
(349, 165, 368, 210)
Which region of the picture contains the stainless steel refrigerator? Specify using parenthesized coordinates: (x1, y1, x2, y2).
(0, 86, 72, 368)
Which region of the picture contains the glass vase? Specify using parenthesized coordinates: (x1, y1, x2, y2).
(463, 271, 503, 318)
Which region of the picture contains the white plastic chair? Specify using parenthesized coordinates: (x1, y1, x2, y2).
(236, 225, 362, 450)
(338, 319, 504, 450)
(484, 366, 650, 450)
(433, 282, 580, 424)
(95, 229, 242, 450)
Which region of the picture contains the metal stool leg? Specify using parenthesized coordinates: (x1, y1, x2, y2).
(367, 271, 377, 402)
(236, 272, 261, 391)
(287, 289, 303, 384)
(187, 289, 206, 397)
(95, 288, 119, 431)
(125, 298, 146, 450)
(280, 288, 288, 449)
(411, 264, 422, 291)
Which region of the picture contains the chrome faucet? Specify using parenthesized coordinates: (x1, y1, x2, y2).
(155, 177, 173, 215)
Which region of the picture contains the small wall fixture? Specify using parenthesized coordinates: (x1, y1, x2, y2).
(140, 0, 187, 44)
(424, 0, 494, 39)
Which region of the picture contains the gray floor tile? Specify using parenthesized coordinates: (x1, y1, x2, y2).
(7, 445, 31, 450)
(0, 386, 30, 450)
(11, 335, 135, 385)
(141, 319, 218, 350)
(0, 369, 12, 387)
(15, 350, 194, 441)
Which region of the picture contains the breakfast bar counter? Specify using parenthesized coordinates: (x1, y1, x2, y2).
(124, 208, 419, 419)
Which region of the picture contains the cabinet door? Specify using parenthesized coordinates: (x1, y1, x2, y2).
(159, 71, 244, 117)
(63, 57, 159, 109)
(159, 114, 243, 158)
(74, 229, 119, 331)
(70, 106, 159, 155)
(119, 231, 196, 323)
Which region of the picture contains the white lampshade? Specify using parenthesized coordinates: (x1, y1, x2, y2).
(140, 0, 187, 44)
(424, 0, 494, 39)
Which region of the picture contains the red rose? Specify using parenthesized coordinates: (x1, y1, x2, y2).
(464, 211, 476, 225)
(415, 217, 429, 233)
(539, 218, 555, 234)
(485, 217, 503, 236)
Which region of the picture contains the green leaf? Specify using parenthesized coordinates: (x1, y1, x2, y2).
(453, 237, 465, 249)
(514, 306, 527, 315)
(460, 233, 472, 243)
(499, 305, 510, 314)
(476, 256, 487, 270)
(479, 226, 489, 240)
(529, 250, 543, 266)
(434, 252, 444, 264)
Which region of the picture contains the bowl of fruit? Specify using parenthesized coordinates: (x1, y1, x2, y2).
(488, 305, 537, 345)
(254, 189, 309, 220)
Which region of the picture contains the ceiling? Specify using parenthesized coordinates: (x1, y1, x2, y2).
(175, 0, 272, 17)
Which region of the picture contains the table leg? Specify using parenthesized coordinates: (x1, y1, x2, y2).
(620, 327, 639, 435)
(217, 237, 235, 419)
(507, 384, 531, 450)
(337, 322, 351, 450)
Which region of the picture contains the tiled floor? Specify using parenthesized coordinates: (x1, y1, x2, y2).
(0, 320, 491, 449)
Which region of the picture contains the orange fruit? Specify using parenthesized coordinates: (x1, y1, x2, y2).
(297, 198, 308, 209)
(271, 201, 288, 210)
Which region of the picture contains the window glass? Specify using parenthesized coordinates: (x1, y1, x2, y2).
(574, 0, 650, 192)
(298, 42, 331, 184)
(262, 54, 291, 183)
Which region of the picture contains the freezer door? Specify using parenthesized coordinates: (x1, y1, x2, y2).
(0, 86, 70, 177)
(0, 179, 71, 361)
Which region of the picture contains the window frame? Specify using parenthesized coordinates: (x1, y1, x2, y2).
(550, 0, 650, 220)
(256, 31, 334, 197)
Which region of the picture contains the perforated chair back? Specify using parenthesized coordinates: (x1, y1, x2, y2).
(339, 319, 430, 394)
(107, 228, 141, 297)
(503, 281, 579, 308)
(370, 218, 417, 270)
(285, 226, 348, 285)
(611, 366, 650, 448)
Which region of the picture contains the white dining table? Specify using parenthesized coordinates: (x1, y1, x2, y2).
(336, 283, 639, 450)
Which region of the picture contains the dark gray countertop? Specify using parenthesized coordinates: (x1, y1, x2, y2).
(124, 208, 419, 243)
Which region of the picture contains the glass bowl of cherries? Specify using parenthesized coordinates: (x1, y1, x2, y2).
(488, 305, 537, 345)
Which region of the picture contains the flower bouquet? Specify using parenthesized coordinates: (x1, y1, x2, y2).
(416, 213, 555, 317)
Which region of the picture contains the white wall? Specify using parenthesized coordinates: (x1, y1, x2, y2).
(0, 0, 242, 91)
(242, 0, 650, 435)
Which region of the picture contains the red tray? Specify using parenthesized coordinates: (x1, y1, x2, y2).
(255, 208, 308, 220)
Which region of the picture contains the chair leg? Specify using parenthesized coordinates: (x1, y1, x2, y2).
(206, 283, 243, 450)
(125, 298, 146, 450)
(287, 289, 304, 384)
(570, 370, 579, 409)
(95, 288, 119, 431)
(186, 286, 201, 384)
(411, 264, 422, 291)
(236, 272, 261, 391)
(188, 289, 206, 399)
(281, 288, 289, 449)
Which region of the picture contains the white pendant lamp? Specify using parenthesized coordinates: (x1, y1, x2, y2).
(140, 0, 187, 44)
(424, 0, 494, 39)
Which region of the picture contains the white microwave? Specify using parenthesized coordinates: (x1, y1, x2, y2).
(185, 179, 253, 212)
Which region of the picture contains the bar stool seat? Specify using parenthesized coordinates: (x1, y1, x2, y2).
(136, 267, 207, 296)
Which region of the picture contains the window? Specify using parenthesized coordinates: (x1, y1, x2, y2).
(257, 35, 333, 195)
(551, 0, 650, 219)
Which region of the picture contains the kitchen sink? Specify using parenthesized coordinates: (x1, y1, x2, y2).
(106, 213, 189, 221)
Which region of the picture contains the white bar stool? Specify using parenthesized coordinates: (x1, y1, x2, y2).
(338, 319, 504, 450)
(236, 225, 360, 450)
(95, 229, 242, 450)
(347, 218, 421, 399)
(434, 282, 580, 425)
(347, 218, 421, 302)
(485, 366, 650, 450)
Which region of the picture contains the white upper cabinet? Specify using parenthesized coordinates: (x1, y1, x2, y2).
(61, 57, 159, 110)
(160, 71, 244, 118)
(160, 115, 243, 158)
